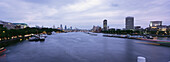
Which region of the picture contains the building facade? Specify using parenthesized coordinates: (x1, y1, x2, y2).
(125, 17, 134, 30)
(0, 20, 15, 29)
(147, 21, 163, 31)
(13, 23, 28, 29)
(149, 21, 162, 27)
(135, 26, 141, 30)
(92, 26, 102, 33)
(65, 25, 67, 30)
(103, 19, 107, 31)
(60, 24, 63, 30)
(70, 26, 72, 30)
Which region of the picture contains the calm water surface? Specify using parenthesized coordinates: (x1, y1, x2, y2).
(0, 32, 170, 62)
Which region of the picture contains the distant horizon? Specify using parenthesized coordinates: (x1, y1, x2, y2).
(1, 18, 169, 30)
(0, 0, 169, 29)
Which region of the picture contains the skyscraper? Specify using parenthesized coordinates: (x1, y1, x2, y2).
(53, 25, 55, 29)
(65, 25, 67, 30)
(60, 24, 63, 30)
(103, 19, 107, 31)
(125, 17, 134, 30)
(70, 26, 72, 30)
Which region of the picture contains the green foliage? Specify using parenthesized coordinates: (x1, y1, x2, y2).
(101, 29, 169, 35)
(0, 27, 62, 38)
(102, 30, 135, 34)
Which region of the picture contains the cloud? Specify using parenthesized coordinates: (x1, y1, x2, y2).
(0, 0, 169, 29)
(62, 0, 103, 12)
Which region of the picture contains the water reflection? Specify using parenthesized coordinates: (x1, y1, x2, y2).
(0, 54, 6, 57)
(125, 39, 136, 62)
(0, 32, 170, 62)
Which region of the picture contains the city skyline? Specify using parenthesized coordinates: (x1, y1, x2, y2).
(0, 0, 170, 29)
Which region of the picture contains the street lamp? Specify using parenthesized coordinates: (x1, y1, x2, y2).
(3, 31, 5, 33)
(20, 39, 22, 41)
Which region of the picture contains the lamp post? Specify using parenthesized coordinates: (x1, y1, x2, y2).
(3, 31, 5, 33)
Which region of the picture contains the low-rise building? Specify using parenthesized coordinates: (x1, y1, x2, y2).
(92, 26, 102, 33)
(135, 26, 141, 30)
(13, 23, 28, 29)
(0, 20, 15, 29)
(149, 21, 162, 27)
(0, 22, 3, 27)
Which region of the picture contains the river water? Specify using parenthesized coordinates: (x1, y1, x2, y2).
(0, 32, 170, 62)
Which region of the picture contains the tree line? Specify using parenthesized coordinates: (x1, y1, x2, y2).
(0, 26, 62, 40)
(101, 29, 170, 36)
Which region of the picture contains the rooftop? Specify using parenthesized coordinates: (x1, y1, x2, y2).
(13, 23, 28, 25)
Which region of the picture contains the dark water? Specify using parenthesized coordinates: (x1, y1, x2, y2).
(0, 32, 170, 62)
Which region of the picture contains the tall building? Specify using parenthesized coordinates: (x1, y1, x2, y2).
(149, 21, 162, 27)
(103, 19, 107, 31)
(53, 25, 55, 29)
(125, 17, 134, 30)
(70, 26, 72, 30)
(60, 24, 63, 30)
(92, 26, 102, 33)
(65, 25, 67, 30)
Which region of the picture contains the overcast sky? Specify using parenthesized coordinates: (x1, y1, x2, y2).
(0, 0, 170, 29)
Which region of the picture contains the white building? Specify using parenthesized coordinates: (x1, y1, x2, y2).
(0, 20, 15, 29)
(13, 23, 28, 29)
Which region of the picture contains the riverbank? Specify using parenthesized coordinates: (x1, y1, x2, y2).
(0, 32, 62, 47)
(1, 32, 170, 62)
(102, 34, 170, 47)
(0, 35, 32, 47)
(0, 27, 63, 47)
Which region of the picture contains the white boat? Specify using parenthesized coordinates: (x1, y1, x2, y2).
(28, 37, 39, 41)
(52, 31, 57, 35)
(29, 35, 46, 41)
(0, 47, 6, 55)
(40, 34, 47, 38)
(39, 36, 45, 41)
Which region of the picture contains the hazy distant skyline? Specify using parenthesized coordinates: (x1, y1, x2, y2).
(0, 0, 170, 29)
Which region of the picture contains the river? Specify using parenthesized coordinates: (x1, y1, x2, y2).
(0, 32, 170, 62)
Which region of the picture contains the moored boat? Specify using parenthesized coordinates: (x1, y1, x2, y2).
(40, 34, 47, 38)
(29, 35, 46, 41)
(145, 35, 153, 39)
(39, 36, 45, 41)
(112, 35, 121, 37)
(119, 35, 127, 38)
(28, 37, 39, 41)
(90, 34, 97, 36)
(104, 34, 115, 37)
(52, 31, 56, 35)
(128, 36, 136, 39)
(0, 47, 6, 55)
